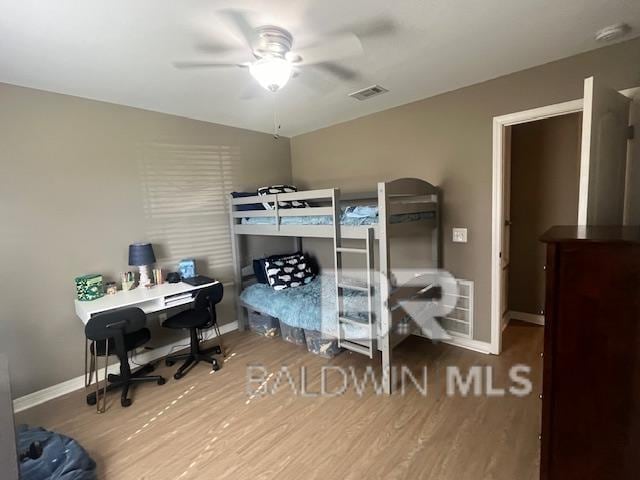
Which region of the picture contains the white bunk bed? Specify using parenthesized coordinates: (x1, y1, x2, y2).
(229, 178, 442, 394)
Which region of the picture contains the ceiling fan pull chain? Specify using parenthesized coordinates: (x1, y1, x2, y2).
(273, 94, 281, 139)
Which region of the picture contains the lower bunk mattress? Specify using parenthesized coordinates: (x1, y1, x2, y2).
(241, 274, 373, 340)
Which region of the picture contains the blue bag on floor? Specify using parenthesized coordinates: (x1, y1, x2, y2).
(17, 425, 96, 480)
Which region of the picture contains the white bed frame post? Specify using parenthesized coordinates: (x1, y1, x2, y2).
(377, 182, 393, 394)
(229, 195, 245, 330)
(433, 188, 443, 268)
(365, 227, 375, 353)
(331, 189, 344, 347)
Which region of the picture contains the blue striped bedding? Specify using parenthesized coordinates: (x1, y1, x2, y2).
(241, 205, 434, 226)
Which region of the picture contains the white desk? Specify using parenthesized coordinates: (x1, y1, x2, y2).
(74, 281, 219, 324)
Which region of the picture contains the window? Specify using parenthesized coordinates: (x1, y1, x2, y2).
(138, 142, 238, 283)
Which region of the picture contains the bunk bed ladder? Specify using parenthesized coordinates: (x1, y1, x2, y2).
(334, 222, 375, 359)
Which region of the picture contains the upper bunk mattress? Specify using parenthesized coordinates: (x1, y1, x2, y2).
(241, 205, 434, 226)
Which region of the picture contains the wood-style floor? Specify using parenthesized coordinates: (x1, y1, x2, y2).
(17, 321, 543, 480)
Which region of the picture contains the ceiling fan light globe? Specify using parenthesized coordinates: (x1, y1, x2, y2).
(249, 57, 292, 92)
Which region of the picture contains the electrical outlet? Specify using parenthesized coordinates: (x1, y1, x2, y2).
(452, 228, 468, 243)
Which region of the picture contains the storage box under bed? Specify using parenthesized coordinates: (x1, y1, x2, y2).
(304, 329, 342, 358)
(248, 310, 280, 338)
(280, 322, 306, 346)
(245, 306, 342, 358)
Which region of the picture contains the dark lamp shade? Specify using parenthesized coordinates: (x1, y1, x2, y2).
(128, 243, 156, 266)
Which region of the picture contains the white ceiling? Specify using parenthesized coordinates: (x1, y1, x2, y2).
(1, 0, 639, 136)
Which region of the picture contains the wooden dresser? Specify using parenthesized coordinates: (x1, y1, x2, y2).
(540, 226, 640, 480)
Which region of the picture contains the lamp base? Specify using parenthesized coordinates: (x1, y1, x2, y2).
(139, 265, 152, 288)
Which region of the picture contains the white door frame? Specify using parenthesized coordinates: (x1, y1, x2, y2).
(491, 86, 639, 355)
(490, 99, 583, 355)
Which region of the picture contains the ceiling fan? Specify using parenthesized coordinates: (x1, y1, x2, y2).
(174, 9, 372, 93)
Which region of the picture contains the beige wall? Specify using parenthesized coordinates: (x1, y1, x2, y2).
(3, 37, 640, 397)
(0, 83, 291, 398)
(290, 37, 640, 343)
(508, 114, 582, 316)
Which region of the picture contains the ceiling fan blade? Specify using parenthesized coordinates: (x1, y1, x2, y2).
(195, 42, 245, 56)
(173, 61, 248, 69)
(312, 62, 361, 81)
(218, 9, 258, 50)
(343, 17, 397, 39)
(240, 82, 265, 100)
(293, 69, 333, 95)
(293, 33, 363, 66)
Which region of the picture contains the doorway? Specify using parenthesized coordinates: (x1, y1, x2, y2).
(491, 81, 640, 355)
(505, 113, 582, 327)
(490, 99, 583, 355)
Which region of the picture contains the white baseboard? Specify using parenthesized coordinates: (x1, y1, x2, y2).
(13, 321, 238, 413)
(507, 310, 545, 326)
(442, 336, 493, 355)
(502, 315, 511, 332)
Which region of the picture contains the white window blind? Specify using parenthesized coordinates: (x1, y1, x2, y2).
(138, 142, 237, 283)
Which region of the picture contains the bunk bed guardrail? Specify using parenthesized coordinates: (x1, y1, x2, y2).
(229, 185, 440, 240)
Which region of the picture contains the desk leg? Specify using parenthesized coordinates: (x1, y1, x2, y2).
(84, 340, 95, 388)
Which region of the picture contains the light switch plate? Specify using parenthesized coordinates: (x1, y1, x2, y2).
(453, 228, 468, 243)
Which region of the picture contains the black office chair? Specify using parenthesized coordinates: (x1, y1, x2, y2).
(84, 307, 165, 412)
(163, 284, 224, 379)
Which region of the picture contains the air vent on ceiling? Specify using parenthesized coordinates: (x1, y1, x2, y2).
(595, 23, 630, 42)
(349, 85, 389, 101)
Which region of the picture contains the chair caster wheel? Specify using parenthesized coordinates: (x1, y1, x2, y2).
(86, 396, 97, 406)
(174, 372, 183, 380)
(157, 377, 166, 385)
(121, 398, 132, 408)
(165, 359, 175, 367)
(212, 363, 220, 372)
(213, 346, 222, 355)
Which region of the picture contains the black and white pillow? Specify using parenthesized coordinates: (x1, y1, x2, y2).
(253, 251, 302, 284)
(264, 253, 315, 290)
(257, 185, 310, 210)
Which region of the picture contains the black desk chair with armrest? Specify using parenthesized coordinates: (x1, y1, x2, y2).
(163, 283, 223, 379)
(85, 307, 165, 412)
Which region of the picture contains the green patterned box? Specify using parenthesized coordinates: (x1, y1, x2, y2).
(75, 274, 104, 301)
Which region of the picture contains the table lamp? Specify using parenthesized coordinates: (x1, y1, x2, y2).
(128, 242, 156, 287)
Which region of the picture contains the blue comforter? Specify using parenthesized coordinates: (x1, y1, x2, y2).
(241, 274, 371, 338)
